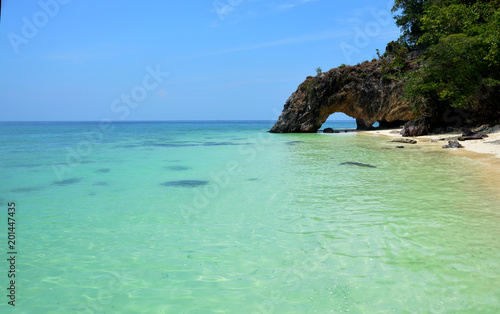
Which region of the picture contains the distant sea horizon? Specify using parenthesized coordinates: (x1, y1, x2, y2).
(0, 118, 357, 123)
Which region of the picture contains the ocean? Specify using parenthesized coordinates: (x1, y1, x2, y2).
(1, 121, 499, 313)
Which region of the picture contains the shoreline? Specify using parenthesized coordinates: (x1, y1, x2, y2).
(358, 125, 500, 159)
(359, 125, 500, 198)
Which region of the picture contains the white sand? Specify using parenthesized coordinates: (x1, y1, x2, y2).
(360, 125, 500, 159)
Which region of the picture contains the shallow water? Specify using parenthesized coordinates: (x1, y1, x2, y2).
(0, 121, 499, 313)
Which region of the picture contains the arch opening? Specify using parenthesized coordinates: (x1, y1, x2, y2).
(319, 112, 406, 133)
(319, 112, 356, 133)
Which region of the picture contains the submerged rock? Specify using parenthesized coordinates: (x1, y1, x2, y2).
(11, 186, 42, 193)
(285, 141, 304, 145)
(161, 180, 209, 187)
(54, 178, 82, 186)
(165, 166, 191, 171)
(339, 162, 377, 168)
(391, 138, 417, 144)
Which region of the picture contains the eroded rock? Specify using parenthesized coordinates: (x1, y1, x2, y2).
(442, 140, 464, 149)
(269, 59, 419, 133)
(401, 118, 429, 137)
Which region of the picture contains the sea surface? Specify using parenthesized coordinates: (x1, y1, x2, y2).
(0, 121, 499, 313)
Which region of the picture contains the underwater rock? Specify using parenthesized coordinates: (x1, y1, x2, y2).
(339, 162, 377, 168)
(54, 178, 82, 186)
(165, 166, 191, 171)
(285, 141, 304, 145)
(391, 138, 417, 144)
(161, 180, 209, 187)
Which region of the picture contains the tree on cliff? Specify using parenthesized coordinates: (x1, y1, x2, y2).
(392, 0, 427, 47)
(393, 0, 500, 123)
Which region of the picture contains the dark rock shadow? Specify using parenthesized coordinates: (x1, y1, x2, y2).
(161, 180, 209, 187)
(54, 178, 82, 186)
(165, 166, 191, 171)
(11, 186, 42, 193)
(339, 162, 377, 168)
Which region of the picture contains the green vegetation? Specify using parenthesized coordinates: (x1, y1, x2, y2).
(316, 67, 322, 75)
(392, 0, 500, 122)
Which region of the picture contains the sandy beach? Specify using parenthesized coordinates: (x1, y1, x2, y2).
(361, 124, 500, 158)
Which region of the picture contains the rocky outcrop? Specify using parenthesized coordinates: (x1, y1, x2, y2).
(401, 118, 429, 137)
(442, 140, 464, 149)
(270, 59, 419, 133)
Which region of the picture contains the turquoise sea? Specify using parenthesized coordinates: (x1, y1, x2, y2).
(1, 121, 499, 313)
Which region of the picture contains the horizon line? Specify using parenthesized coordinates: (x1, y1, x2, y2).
(0, 118, 356, 123)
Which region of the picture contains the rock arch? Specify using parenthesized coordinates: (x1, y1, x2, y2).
(269, 60, 417, 133)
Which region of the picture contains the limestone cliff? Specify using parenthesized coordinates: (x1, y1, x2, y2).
(270, 58, 420, 133)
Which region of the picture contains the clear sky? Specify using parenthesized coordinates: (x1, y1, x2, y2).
(0, 0, 400, 121)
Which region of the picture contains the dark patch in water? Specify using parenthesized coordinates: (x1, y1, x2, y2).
(54, 178, 82, 186)
(10, 163, 44, 168)
(166, 160, 181, 163)
(202, 142, 251, 147)
(11, 186, 42, 193)
(117, 144, 140, 149)
(248, 178, 260, 181)
(161, 180, 209, 187)
(145, 141, 252, 148)
(339, 162, 377, 168)
(93, 181, 108, 186)
(97, 168, 110, 173)
(286, 141, 304, 146)
(165, 166, 191, 171)
(88, 192, 96, 196)
(150, 143, 190, 148)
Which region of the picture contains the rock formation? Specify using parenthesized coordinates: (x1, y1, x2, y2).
(400, 118, 429, 137)
(270, 59, 419, 133)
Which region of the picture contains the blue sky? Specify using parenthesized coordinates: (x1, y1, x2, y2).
(0, 0, 400, 121)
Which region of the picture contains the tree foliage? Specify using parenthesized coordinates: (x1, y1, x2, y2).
(393, 0, 500, 122)
(392, 0, 427, 47)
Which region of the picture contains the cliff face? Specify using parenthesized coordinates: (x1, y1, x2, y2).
(270, 59, 420, 133)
